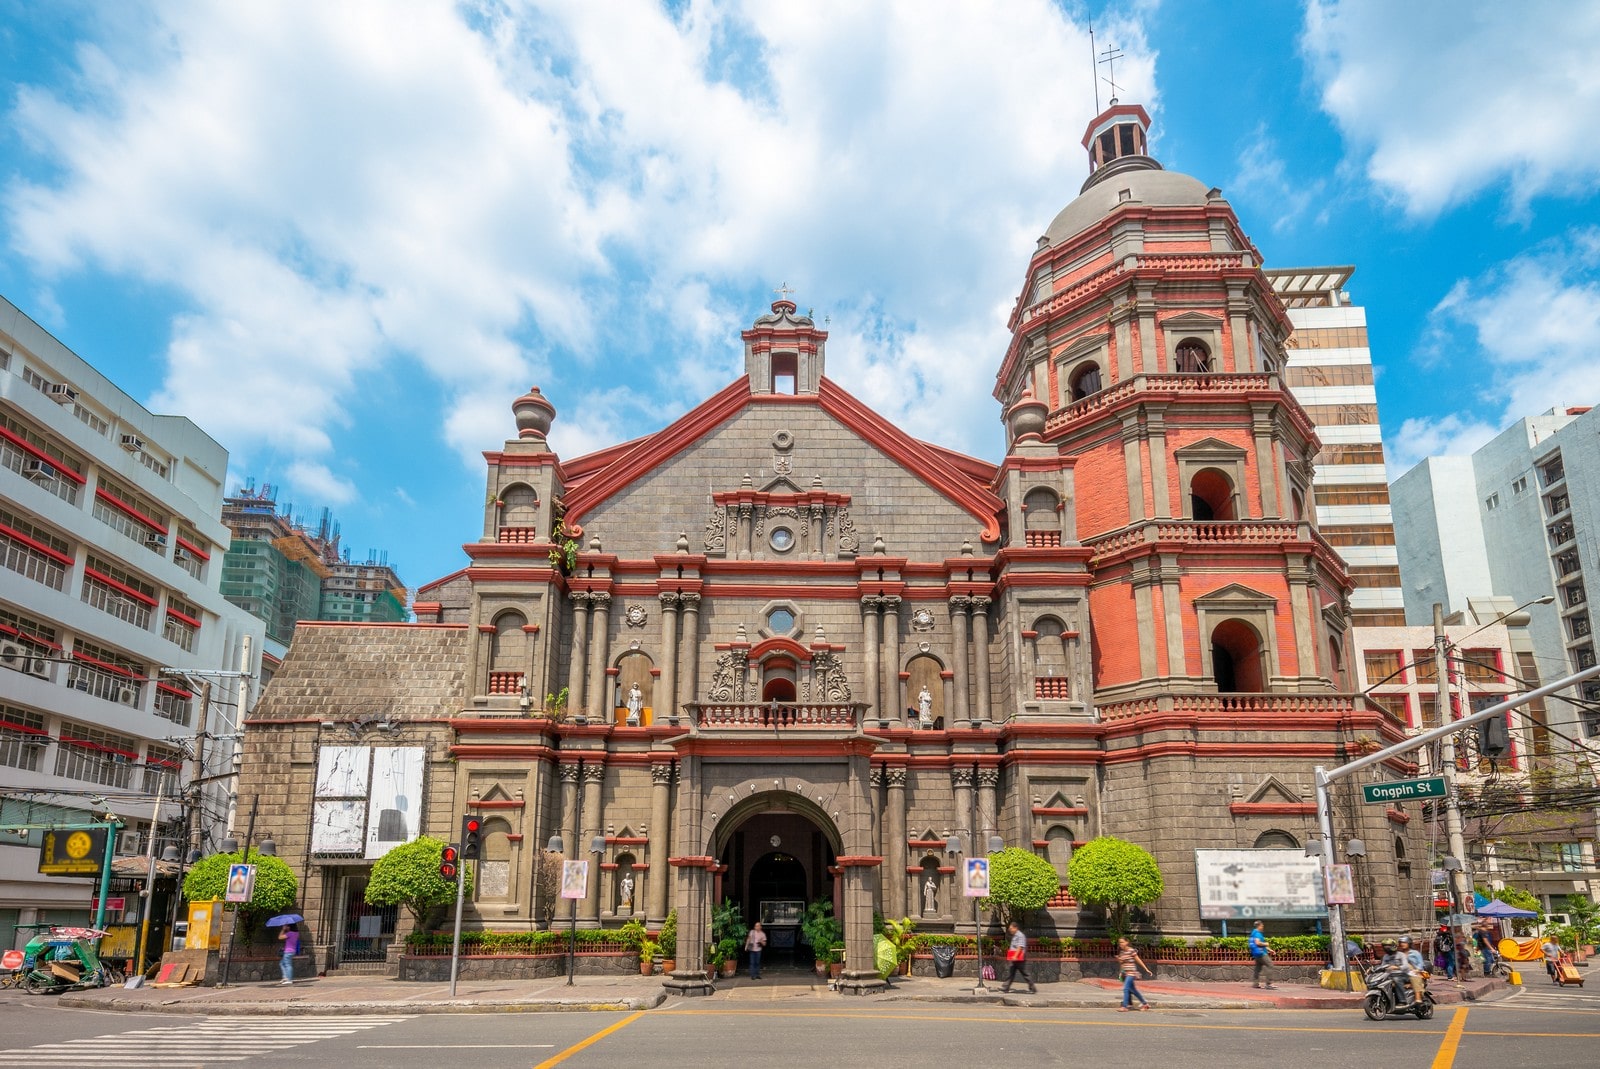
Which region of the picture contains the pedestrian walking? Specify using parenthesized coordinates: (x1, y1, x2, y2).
(744, 921, 767, 980)
(1434, 925, 1456, 980)
(277, 923, 299, 985)
(1248, 920, 1275, 989)
(1473, 927, 1497, 975)
(1116, 936, 1152, 1010)
(1000, 921, 1036, 994)
(1542, 936, 1561, 983)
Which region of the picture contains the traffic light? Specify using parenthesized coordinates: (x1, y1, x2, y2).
(439, 844, 459, 881)
(461, 816, 483, 860)
(1477, 714, 1510, 759)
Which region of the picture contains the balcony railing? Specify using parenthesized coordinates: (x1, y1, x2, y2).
(487, 670, 524, 695)
(1046, 371, 1282, 432)
(691, 702, 862, 729)
(1098, 692, 1367, 722)
(1086, 519, 1307, 562)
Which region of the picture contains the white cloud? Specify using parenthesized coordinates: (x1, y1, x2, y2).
(285, 459, 357, 507)
(1302, 0, 1600, 216)
(1230, 123, 1327, 232)
(5, 0, 1159, 487)
(1397, 226, 1600, 474)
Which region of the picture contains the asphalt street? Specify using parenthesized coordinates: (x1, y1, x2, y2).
(1, 981, 1595, 1068)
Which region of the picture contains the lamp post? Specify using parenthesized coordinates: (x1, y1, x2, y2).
(549, 763, 606, 987)
(216, 796, 275, 987)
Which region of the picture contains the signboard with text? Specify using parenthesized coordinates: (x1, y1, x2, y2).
(37, 828, 106, 877)
(1196, 849, 1327, 919)
(1361, 777, 1447, 805)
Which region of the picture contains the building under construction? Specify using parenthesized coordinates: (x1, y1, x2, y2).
(219, 481, 407, 646)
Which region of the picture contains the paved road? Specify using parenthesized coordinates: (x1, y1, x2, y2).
(1, 979, 1595, 1068)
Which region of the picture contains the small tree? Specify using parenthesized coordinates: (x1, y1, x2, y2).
(1067, 836, 1164, 935)
(182, 851, 298, 942)
(365, 836, 474, 927)
(982, 847, 1060, 927)
(1560, 894, 1600, 949)
(536, 850, 565, 925)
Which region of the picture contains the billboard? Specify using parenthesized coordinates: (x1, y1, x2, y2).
(1195, 849, 1327, 919)
(365, 747, 426, 859)
(37, 828, 106, 877)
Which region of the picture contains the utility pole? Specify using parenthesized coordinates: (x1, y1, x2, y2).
(1434, 603, 1472, 921)
(189, 679, 211, 858)
(134, 771, 168, 976)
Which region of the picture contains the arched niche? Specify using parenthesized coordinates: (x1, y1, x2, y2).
(616, 650, 654, 725)
(906, 654, 945, 726)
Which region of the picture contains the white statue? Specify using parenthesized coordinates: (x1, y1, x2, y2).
(619, 873, 634, 912)
(918, 685, 933, 725)
(923, 875, 937, 915)
(626, 683, 643, 724)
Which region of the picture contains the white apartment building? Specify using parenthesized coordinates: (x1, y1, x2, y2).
(1268, 267, 1405, 627)
(1, 295, 264, 942)
(1392, 407, 1600, 742)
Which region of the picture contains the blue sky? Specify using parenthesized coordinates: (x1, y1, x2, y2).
(2, 1, 1598, 594)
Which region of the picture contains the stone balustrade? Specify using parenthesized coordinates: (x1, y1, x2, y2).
(690, 701, 860, 729)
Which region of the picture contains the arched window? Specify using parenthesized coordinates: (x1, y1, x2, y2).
(1291, 488, 1306, 521)
(1329, 638, 1346, 689)
(1394, 836, 1411, 878)
(490, 611, 527, 671)
(1253, 830, 1299, 849)
(761, 656, 797, 702)
(1190, 468, 1236, 521)
(478, 816, 515, 901)
(1211, 619, 1264, 692)
(1023, 487, 1062, 547)
(1175, 339, 1211, 373)
(1045, 825, 1074, 879)
(500, 484, 539, 527)
(772, 352, 797, 395)
(1069, 362, 1103, 401)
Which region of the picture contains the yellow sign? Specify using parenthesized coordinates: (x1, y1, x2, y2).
(37, 828, 106, 877)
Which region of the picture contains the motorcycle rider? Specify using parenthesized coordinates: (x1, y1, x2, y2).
(1397, 935, 1428, 1004)
(1377, 938, 1415, 1006)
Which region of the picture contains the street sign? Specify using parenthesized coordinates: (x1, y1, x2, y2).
(37, 828, 106, 877)
(1361, 776, 1447, 804)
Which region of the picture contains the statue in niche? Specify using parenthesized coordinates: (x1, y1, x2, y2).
(923, 875, 938, 916)
(625, 683, 643, 725)
(918, 686, 933, 726)
(619, 873, 634, 913)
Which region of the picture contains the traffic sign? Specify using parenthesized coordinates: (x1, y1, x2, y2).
(1361, 776, 1447, 804)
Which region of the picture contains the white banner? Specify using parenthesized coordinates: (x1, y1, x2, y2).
(365, 747, 426, 858)
(311, 799, 366, 854)
(560, 859, 589, 900)
(1195, 849, 1327, 919)
(315, 745, 370, 798)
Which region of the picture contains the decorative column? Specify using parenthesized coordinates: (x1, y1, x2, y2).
(677, 594, 701, 712)
(885, 767, 907, 919)
(869, 767, 885, 859)
(658, 593, 680, 722)
(580, 763, 605, 925)
(861, 597, 881, 721)
(971, 597, 992, 722)
(585, 593, 611, 719)
(567, 593, 591, 713)
(881, 596, 902, 721)
(559, 763, 581, 866)
(951, 766, 975, 934)
(647, 762, 673, 925)
(949, 598, 971, 724)
(665, 754, 714, 997)
(976, 767, 1000, 844)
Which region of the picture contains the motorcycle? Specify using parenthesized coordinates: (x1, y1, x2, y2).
(1362, 964, 1435, 1020)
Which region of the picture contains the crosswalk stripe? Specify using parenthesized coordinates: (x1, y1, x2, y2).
(0, 1014, 412, 1067)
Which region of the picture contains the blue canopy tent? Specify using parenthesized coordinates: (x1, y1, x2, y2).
(1476, 899, 1538, 918)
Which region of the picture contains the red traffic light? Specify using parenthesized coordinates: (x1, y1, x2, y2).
(440, 844, 460, 880)
(464, 818, 481, 833)
(461, 815, 484, 860)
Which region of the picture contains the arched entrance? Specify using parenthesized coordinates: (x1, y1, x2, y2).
(712, 791, 840, 968)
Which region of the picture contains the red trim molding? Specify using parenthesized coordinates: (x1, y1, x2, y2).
(1227, 802, 1318, 817)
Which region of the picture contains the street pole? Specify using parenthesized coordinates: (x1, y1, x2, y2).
(448, 844, 467, 997)
(134, 771, 168, 976)
(217, 795, 258, 988)
(1313, 766, 1348, 981)
(568, 759, 583, 987)
(1434, 603, 1473, 924)
(189, 680, 211, 859)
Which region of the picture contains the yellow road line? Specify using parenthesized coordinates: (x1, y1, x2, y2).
(532, 1011, 644, 1069)
(1430, 1007, 1467, 1069)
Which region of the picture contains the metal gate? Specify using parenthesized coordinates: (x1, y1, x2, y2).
(336, 875, 396, 967)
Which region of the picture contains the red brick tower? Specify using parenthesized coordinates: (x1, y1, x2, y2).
(995, 102, 1355, 704)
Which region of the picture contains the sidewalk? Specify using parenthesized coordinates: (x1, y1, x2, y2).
(33, 971, 1511, 1016)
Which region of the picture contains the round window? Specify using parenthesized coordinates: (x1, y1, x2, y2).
(770, 526, 794, 552)
(768, 608, 795, 632)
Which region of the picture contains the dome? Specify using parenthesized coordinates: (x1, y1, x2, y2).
(1042, 158, 1213, 247)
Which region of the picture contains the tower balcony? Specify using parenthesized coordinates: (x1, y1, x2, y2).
(1046, 371, 1283, 434)
(1098, 691, 1399, 723)
(1087, 518, 1312, 564)
(688, 701, 865, 730)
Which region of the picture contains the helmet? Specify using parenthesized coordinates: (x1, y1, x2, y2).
(1398, 936, 1412, 945)
(1439, 924, 1448, 932)
(1382, 939, 1397, 951)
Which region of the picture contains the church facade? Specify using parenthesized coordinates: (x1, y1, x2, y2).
(239, 103, 1424, 993)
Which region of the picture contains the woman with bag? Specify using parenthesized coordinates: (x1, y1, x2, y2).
(1000, 921, 1036, 994)
(1116, 936, 1152, 1011)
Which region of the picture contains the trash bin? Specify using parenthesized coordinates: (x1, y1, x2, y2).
(932, 945, 956, 978)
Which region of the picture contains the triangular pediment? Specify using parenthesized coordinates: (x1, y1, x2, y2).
(479, 784, 512, 803)
(1194, 582, 1275, 605)
(1163, 310, 1223, 329)
(1173, 436, 1247, 460)
(760, 475, 804, 494)
(1245, 775, 1301, 805)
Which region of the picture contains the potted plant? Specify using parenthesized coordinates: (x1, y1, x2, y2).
(639, 939, 660, 975)
(882, 916, 917, 976)
(802, 900, 843, 978)
(659, 909, 678, 973)
(716, 937, 740, 977)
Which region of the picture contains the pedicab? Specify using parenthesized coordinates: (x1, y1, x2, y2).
(14, 926, 120, 994)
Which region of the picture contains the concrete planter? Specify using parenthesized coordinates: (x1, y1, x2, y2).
(398, 952, 635, 982)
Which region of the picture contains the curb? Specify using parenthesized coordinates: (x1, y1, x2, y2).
(56, 992, 668, 1015)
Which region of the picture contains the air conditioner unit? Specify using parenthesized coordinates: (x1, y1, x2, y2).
(115, 830, 141, 856)
(116, 686, 138, 705)
(0, 641, 25, 669)
(120, 434, 145, 452)
(24, 657, 49, 679)
(22, 458, 56, 482)
(173, 548, 191, 563)
(48, 383, 78, 404)
(146, 533, 168, 547)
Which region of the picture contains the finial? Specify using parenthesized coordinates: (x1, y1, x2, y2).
(676, 532, 690, 552)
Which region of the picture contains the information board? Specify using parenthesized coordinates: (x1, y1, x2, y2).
(37, 828, 106, 877)
(1195, 849, 1327, 919)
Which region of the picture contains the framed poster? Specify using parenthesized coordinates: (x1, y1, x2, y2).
(962, 857, 990, 897)
(315, 745, 370, 798)
(225, 863, 256, 904)
(560, 859, 589, 900)
(1326, 863, 1356, 906)
(311, 800, 367, 854)
(365, 747, 426, 858)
